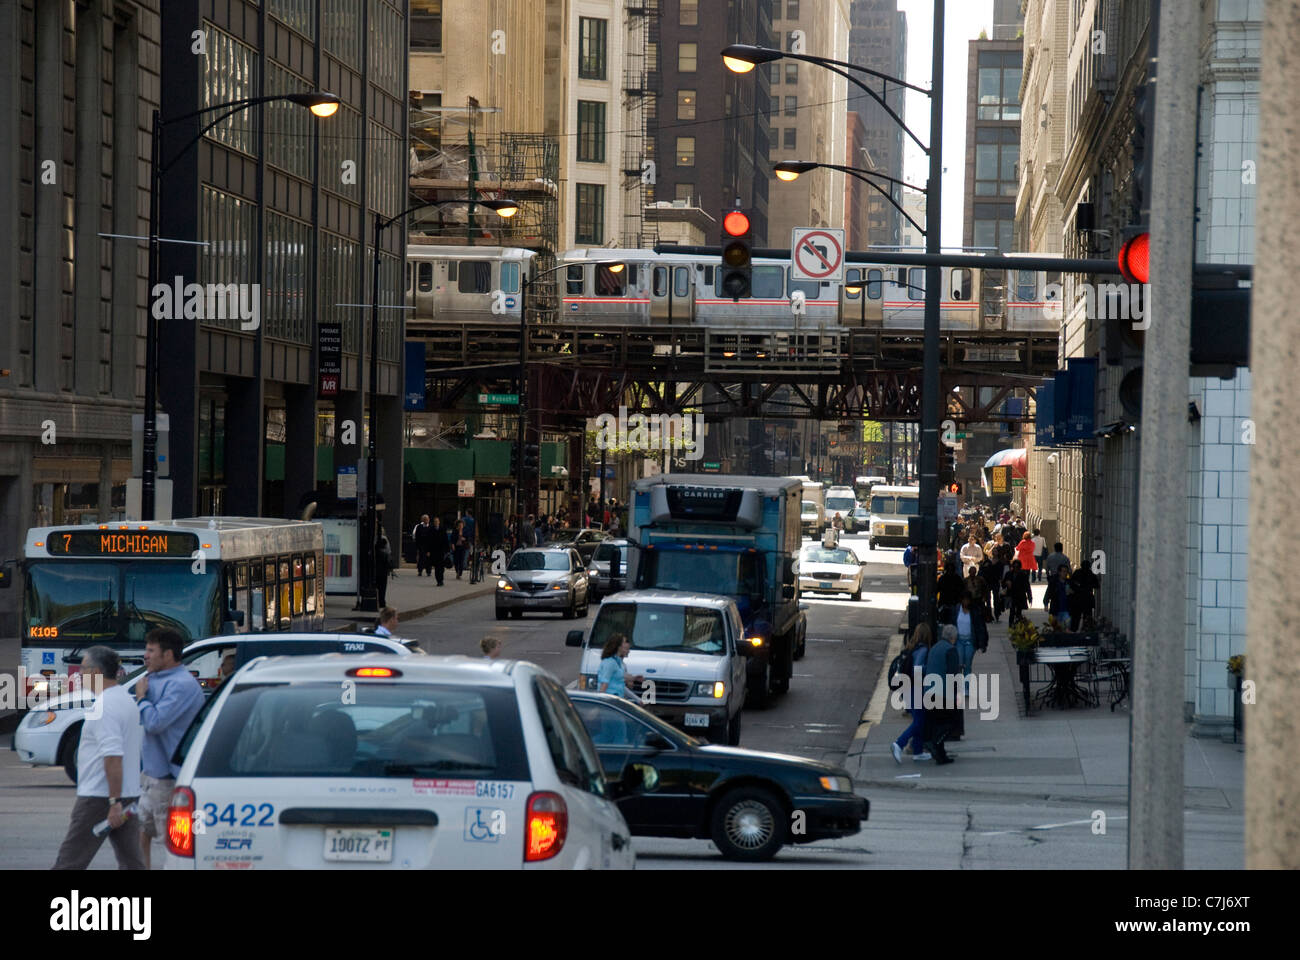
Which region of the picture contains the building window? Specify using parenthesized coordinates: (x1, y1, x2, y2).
(976, 50, 1022, 121)
(675, 183, 694, 202)
(577, 100, 606, 163)
(787, 0, 800, 18)
(974, 126, 1020, 197)
(410, 0, 441, 51)
(576, 184, 605, 244)
(783, 127, 796, 150)
(579, 17, 607, 79)
(679, 0, 698, 25)
(773, 0, 782, 19)
(772, 31, 781, 51)
(784, 95, 797, 117)
(678, 42, 697, 73)
(677, 89, 696, 120)
(770, 62, 781, 85)
(676, 136, 695, 165)
(784, 62, 798, 84)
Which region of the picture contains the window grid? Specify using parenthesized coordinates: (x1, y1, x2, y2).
(677, 89, 696, 120)
(410, 0, 442, 51)
(575, 183, 605, 245)
(269, 0, 315, 39)
(265, 212, 311, 345)
(577, 100, 606, 163)
(678, 42, 697, 72)
(202, 25, 258, 157)
(676, 136, 695, 166)
(199, 187, 258, 332)
(579, 17, 608, 79)
(322, 0, 362, 63)
(266, 62, 313, 182)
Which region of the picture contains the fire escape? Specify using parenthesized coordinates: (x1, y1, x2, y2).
(622, 0, 661, 248)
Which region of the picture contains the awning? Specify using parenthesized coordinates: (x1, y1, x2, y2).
(983, 448, 1028, 479)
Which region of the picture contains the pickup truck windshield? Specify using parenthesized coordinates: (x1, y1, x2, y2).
(592, 604, 727, 656)
(801, 501, 818, 513)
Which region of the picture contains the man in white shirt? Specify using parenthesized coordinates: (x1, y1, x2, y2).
(374, 607, 398, 638)
(1031, 529, 1048, 582)
(53, 646, 146, 870)
(959, 535, 985, 577)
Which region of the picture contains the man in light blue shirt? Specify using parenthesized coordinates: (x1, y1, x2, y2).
(134, 628, 204, 868)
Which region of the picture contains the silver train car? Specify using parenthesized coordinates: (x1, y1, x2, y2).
(406, 245, 1060, 333)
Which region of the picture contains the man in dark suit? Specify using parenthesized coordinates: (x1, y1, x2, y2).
(413, 515, 434, 577)
(936, 557, 966, 624)
(430, 517, 450, 586)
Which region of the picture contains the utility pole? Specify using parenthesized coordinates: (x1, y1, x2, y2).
(1128, 0, 1197, 869)
(1247, 0, 1300, 869)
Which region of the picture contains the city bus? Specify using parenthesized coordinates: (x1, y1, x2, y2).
(865, 485, 920, 550)
(16, 517, 325, 694)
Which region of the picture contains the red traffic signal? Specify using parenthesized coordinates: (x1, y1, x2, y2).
(1118, 232, 1149, 284)
(723, 210, 751, 236)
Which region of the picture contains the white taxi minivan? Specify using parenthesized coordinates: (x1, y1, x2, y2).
(163, 654, 634, 870)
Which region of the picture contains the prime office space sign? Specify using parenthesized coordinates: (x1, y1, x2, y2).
(318, 323, 342, 397)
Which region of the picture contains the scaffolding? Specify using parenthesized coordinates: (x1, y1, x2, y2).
(622, 0, 661, 248)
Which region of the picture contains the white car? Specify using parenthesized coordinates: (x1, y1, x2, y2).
(163, 654, 634, 870)
(12, 633, 417, 782)
(798, 545, 866, 601)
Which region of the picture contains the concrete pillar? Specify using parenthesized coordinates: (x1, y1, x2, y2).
(224, 376, 264, 517)
(1128, 2, 1199, 869)
(1246, 0, 1300, 869)
(283, 384, 317, 519)
(376, 390, 404, 553)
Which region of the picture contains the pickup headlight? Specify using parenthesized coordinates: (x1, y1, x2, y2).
(695, 681, 725, 698)
(819, 775, 853, 793)
(497, 578, 513, 590)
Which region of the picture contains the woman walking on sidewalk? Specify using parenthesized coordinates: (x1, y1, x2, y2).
(891, 623, 933, 763)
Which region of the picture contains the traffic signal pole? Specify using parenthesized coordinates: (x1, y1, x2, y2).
(914, 1, 944, 633)
(1129, 0, 1196, 870)
(1247, 0, 1300, 869)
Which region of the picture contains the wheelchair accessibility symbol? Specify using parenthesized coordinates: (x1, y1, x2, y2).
(464, 806, 506, 842)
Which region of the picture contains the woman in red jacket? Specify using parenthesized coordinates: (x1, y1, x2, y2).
(1014, 531, 1038, 578)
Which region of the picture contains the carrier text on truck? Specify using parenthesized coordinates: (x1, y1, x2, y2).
(626, 475, 808, 705)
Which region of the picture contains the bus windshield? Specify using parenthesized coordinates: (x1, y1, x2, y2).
(871, 496, 920, 516)
(24, 560, 222, 648)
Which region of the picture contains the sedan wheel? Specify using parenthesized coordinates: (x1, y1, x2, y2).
(726, 711, 742, 746)
(711, 787, 785, 861)
(61, 726, 81, 784)
(851, 587, 862, 602)
(562, 597, 575, 619)
(495, 607, 508, 621)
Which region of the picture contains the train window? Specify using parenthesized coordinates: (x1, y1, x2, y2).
(752, 266, 782, 298)
(1017, 269, 1037, 301)
(787, 269, 820, 300)
(458, 260, 492, 294)
(908, 267, 926, 301)
(674, 266, 690, 297)
(417, 262, 433, 293)
(501, 262, 520, 293)
(845, 268, 861, 299)
(866, 269, 882, 299)
(594, 263, 627, 296)
(653, 266, 668, 297)
(406, 262, 413, 294)
(566, 265, 585, 295)
(626, 265, 638, 287)
(703, 265, 714, 286)
(951, 268, 972, 301)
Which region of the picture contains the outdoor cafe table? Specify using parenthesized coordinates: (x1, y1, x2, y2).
(1033, 647, 1096, 710)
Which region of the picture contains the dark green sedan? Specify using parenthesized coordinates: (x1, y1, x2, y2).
(569, 691, 868, 862)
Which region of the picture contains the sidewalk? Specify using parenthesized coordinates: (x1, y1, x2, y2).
(845, 584, 1245, 813)
(324, 567, 495, 632)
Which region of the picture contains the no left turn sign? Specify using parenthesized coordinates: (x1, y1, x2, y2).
(791, 227, 845, 282)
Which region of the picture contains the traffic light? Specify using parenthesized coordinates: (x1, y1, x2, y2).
(510, 442, 519, 476)
(719, 208, 752, 300)
(947, 482, 961, 495)
(1118, 232, 1149, 284)
(522, 442, 540, 480)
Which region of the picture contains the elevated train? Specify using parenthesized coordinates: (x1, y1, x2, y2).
(404, 245, 1060, 334)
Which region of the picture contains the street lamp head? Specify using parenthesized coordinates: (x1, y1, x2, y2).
(480, 199, 519, 218)
(285, 92, 341, 117)
(774, 161, 818, 182)
(721, 44, 781, 73)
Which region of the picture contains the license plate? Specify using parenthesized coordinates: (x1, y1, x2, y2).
(819, 581, 833, 589)
(323, 828, 394, 862)
(684, 713, 710, 728)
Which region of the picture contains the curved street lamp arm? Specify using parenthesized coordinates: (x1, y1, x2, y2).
(783, 50, 931, 96)
(798, 56, 929, 155)
(841, 169, 927, 236)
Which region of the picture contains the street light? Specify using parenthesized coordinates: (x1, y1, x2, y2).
(356, 194, 517, 611)
(725, 5, 947, 632)
(140, 91, 340, 522)
(516, 258, 624, 539)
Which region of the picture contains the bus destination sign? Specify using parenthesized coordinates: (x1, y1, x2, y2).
(46, 530, 201, 558)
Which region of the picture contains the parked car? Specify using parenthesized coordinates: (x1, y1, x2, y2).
(797, 543, 866, 601)
(545, 528, 608, 564)
(587, 539, 630, 601)
(496, 547, 590, 620)
(163, 655, 634, 869)
(12, 633, 418, 782)
(570, 690, 868, 861)
(568, 590, 748, 744)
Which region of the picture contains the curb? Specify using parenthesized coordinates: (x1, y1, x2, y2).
(325, 584, 496, 632)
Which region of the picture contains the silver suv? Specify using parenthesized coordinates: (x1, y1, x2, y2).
(496, 547, 591, 620)
(587, 539, 629, 601)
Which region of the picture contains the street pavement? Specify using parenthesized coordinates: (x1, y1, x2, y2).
(0, 534, 1246, 869)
